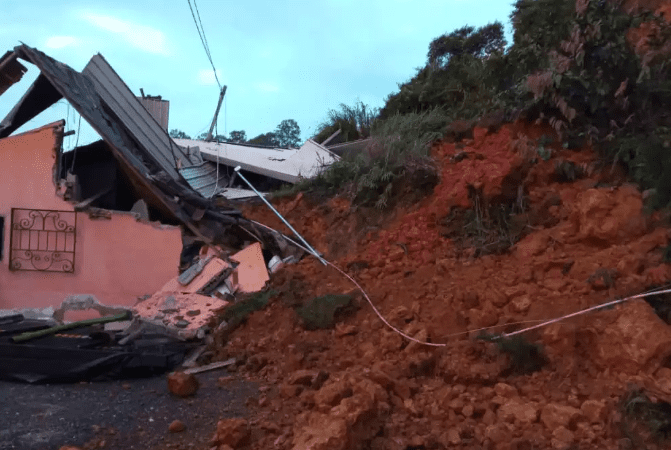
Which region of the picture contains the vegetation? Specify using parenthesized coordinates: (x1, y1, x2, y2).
(295, 294, 356, 330)
(477, 332, 548, 376)
(313, 101, 379, 145)
(285, 0, 671, 214)
(295, 107, 445, 209)
(221, 289, 277, 329)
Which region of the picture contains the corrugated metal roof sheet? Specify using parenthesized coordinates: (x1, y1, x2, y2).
(82, 54, 200, 179)
(179, 162, 226, 198)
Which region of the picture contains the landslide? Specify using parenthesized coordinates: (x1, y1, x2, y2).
(211, 121, 671, 450)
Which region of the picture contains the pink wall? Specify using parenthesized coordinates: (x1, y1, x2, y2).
(0, 121, 183, 311)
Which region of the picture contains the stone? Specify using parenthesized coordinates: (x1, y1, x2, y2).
(462, 404, 474, 417)
(540, 404, 582, 430)
(551, 427, 575, 449)
(174, 320, 190, 328)
(510, 295, 532, 314)
(593, 300, 671, 373)
(445, 428, 461, 445)
(484, 423, 512, 445)
(167, 372, 200, 397)
(288, 370, 321, 386)
(497, 399, 539, 424)
(168, 420, 186, 433)
(494, 383, 518, 398)
(580, 399, 607, 424)
(209, 418, 250, 448)
(186, 309, 201, 316)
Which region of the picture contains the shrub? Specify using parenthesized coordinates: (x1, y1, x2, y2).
(295, 294, 356, 330)
(291, 108, 445, 209)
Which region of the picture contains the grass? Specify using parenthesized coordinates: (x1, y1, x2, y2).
(272, 108, 445, 209)
(222, 289, 278, 329)
(620, 388, 671, 444)
(477, 332, 548, 376)
(295, 294, 357, 330)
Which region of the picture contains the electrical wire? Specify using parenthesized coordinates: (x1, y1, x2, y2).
(187, 0, 221, 89)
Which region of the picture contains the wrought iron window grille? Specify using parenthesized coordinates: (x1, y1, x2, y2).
(9, 208, 77, 273)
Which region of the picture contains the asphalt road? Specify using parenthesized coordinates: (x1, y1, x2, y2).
(0, 370, 257, 450)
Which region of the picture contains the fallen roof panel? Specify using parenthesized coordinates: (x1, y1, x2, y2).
(174, 138, 339, 183)
(83, 54, 200, 180)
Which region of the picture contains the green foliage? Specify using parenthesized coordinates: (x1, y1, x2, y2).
(313, 101, 378, 145)
(228, 130, 247, 143)
(222, 290, 277, 329)
(477, 332, 548, 375)
(295, 108, 445, 208)
(295, 294, 356, 330)
(275, 119, 301, 148)
(197, 131, 227, 141)
(380, 22, 508, 120)
(621, 388, 671, 442)
(248, 131, 280, 147)
(169, 129, 191, 139)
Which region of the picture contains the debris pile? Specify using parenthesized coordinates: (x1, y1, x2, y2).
(208, 121, 671, 449)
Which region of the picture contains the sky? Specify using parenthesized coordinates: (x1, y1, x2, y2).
(0, 0, 515, 150)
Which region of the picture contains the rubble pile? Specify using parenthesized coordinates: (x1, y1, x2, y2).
(211, 122, 671, 449)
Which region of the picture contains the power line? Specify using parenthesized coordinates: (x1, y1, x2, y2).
(187, 0, 221, 89)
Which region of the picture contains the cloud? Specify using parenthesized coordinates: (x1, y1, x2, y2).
(80, 12, 169, 55)
(197, 69, 222, 86)
(45, 36, 78, 49)
(256, 82, 279, 93)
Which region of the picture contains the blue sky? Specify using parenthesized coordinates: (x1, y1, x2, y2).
(1, 0, 515, 149)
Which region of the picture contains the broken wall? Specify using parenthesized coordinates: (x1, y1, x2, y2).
(0, 121, 183, 311)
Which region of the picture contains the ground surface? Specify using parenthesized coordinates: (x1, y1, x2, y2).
(46, 121, 671, 450)
(0, 370, 256, 450)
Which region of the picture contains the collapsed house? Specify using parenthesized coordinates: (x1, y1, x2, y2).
(0, 44, 324, 317)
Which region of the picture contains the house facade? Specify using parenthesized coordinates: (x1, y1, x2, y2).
(0, 121, 182, 311)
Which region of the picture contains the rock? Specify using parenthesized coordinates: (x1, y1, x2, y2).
(593, 300, 671, 373)
(168, 420, 186, 433)
(570, 186, 646, 242)
(186, 309, 201, 316)
(580, 399, 607, 424)
(552, 426, 575, 449)
(445, 428, 461, 445)
(484, 423, 512, 445)
(167, 372, 200, 397)
(294, 374, 389, 450)
(59, 447, 83, 450)
(287, 369, 329, 389)
(209, 418, 250, 448)
(510, 295, 532, 314)
(462, 404, 474, 417)
(291, 415, 349, 450)
(494, 383, 518, 398)
(497, 399, 539, 423)
(540, 404, 582, 430)
(174, 320, 190, 328)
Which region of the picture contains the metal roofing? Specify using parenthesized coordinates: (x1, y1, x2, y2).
(82, 54, 200, 180)
(179, 162, 226, 198)
(173, 138, 339, 183)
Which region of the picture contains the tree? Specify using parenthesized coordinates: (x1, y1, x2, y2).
(228, 130, 247, 143)
(274, 119, 301, 148)
(169, 129, 191, 139)
(197, 132, 226, 141)
(427, 22, 506, 69)
(248, 132, 280, 147)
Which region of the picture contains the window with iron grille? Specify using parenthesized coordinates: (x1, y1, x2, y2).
(9, 208, 76, 272)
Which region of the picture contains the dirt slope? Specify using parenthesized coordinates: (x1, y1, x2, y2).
(213, 122, 671, 450)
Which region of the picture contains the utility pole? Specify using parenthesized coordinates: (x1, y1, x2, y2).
(206, 85, 227, 142)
